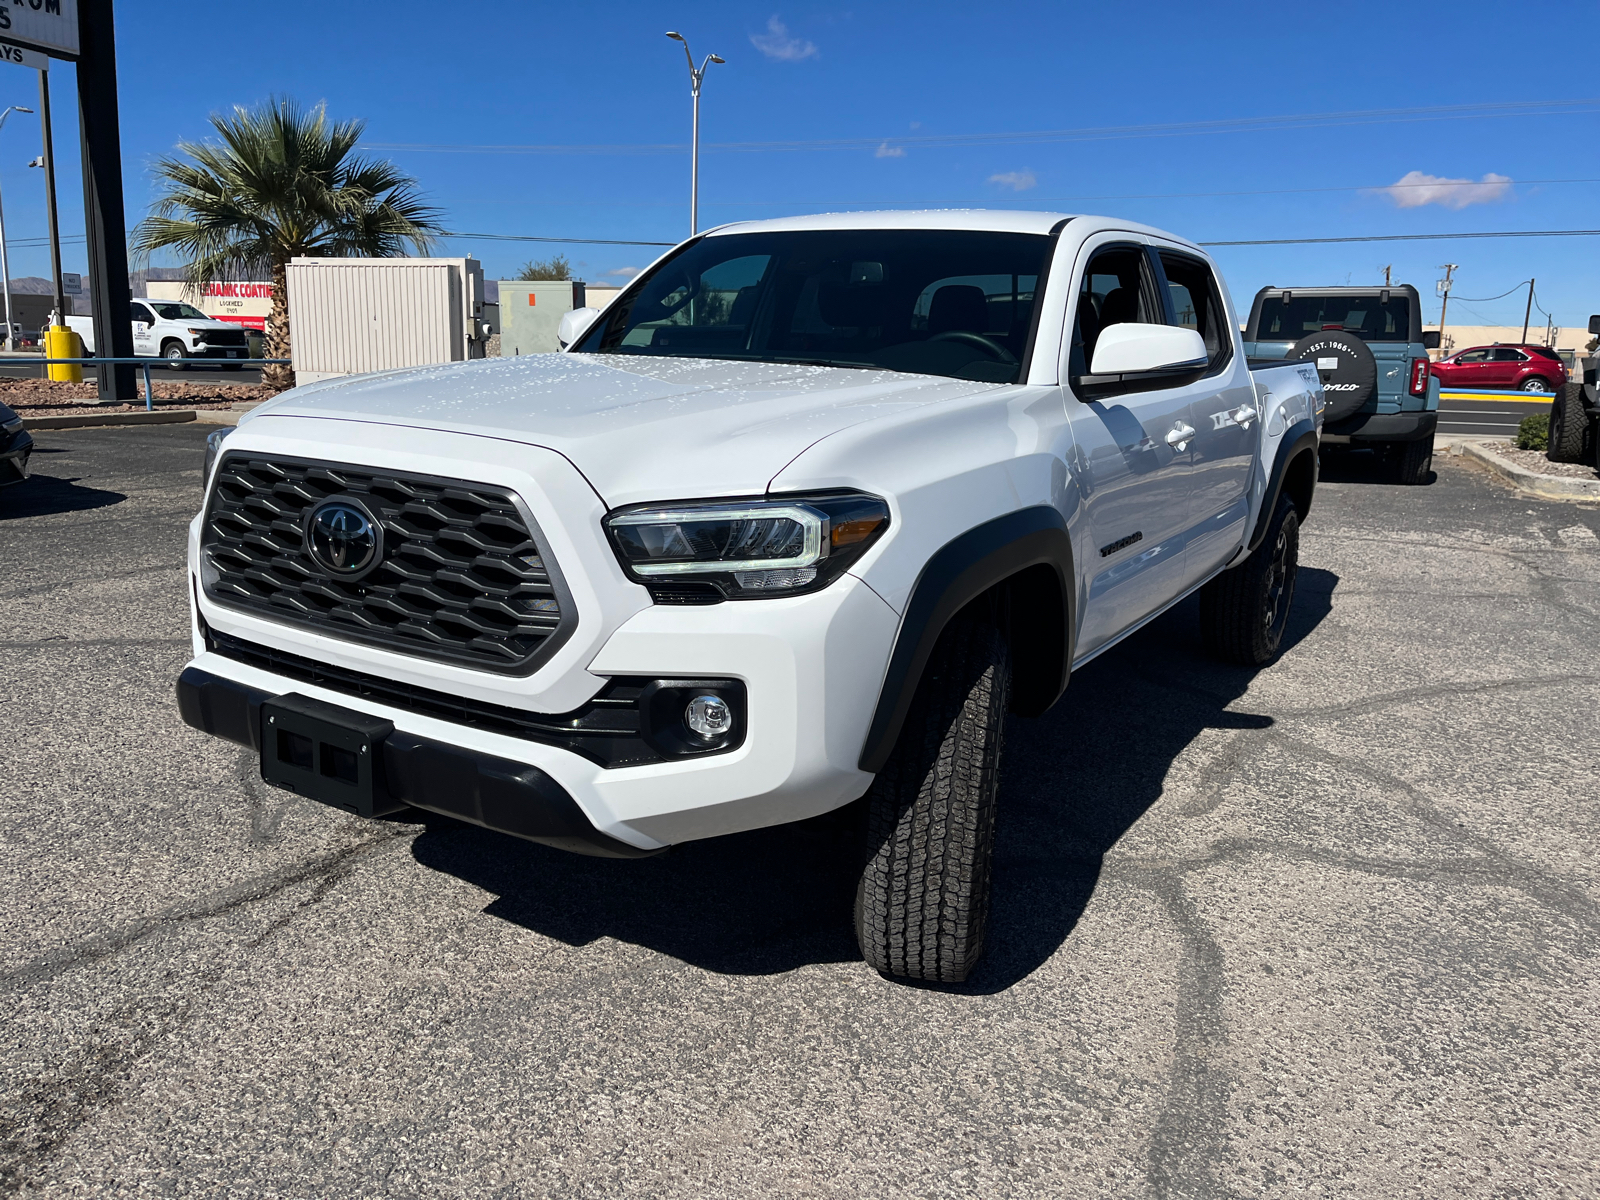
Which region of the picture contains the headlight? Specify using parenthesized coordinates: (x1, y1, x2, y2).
(203, 428, 231, 486)
(604, 492, 890, 601)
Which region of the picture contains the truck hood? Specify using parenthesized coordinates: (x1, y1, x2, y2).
(246, 353, 996, 505)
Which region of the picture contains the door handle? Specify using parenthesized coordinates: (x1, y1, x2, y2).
(1231, 405, 1258, 427)
(1165, 422, 1196, 450)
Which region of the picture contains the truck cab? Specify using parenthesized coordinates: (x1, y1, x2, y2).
(1243, 285, 1439, 483)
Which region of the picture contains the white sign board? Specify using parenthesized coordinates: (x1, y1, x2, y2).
(0, 41, 48, 69)
(0, 0, 79, 59)
(62, 271, 80, 294)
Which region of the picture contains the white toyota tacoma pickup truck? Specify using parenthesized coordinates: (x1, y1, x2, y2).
(178, 211, 1322, 983)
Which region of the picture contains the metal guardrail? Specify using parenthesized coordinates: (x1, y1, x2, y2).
(15, 356, 289, 411)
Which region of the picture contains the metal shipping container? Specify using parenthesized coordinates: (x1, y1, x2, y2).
(287, 257, 485, 385)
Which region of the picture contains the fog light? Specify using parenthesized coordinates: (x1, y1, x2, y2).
(685, 694, 732, 740)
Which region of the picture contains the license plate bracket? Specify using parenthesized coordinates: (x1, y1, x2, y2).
(260, 694, 403, 817)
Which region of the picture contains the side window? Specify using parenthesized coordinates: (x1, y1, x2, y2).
(1070, 245, 1158, 377)
(1456, 349, 1490, 364)
(1157, 252, 1228, 368)
(131, 303, 155, 325)
(1490, 348, 1526, 362)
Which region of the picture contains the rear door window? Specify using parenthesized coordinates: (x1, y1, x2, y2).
(1489, 348, 1527, 362)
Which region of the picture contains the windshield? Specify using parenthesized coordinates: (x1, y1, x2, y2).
(573, 229, 1055, 383)
(1252, 293, 1415, 343)
(149, 302, 209, 321)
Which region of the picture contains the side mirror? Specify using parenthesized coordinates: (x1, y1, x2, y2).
(1422, 330, 1441, 350)
(1089, 323, 1207, 375)
(557, 307, 601, 350)
(1588, 314, 1600, 336)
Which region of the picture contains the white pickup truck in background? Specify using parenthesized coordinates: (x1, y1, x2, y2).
(65, 298, 252, 368)
(178, 210, 1322, 985)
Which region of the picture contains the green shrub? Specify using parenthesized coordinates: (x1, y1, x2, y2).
(517, 254, 571, 281)
(1515, 412, 1550, 451)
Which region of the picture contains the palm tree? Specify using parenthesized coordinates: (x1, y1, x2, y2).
(132, 98, 444, 389)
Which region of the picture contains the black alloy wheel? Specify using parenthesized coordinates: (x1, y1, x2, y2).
(1199, 492, 1301, 666)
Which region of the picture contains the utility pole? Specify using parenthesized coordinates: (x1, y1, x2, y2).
(665, 32, 724, 237)
(1436, 263, 1457, 352)
(1382, 264, 1392, 286)
(77, 0, 137, 401)
(1521, 278, 1535, 344)
(36, 70, 65, 328)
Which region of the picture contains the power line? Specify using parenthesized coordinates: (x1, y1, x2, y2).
(370, 97, 1600, 157)
(1200, 229, 1600, 246)
(1451, 280, 1533, 302)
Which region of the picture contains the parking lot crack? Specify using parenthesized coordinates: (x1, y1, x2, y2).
(0, 831, 407, 994)
(1133, 869, 1237, 1200)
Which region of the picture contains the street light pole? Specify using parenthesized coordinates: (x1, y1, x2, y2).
(0, 105, 36, 352)
(665, 32, 724, 237)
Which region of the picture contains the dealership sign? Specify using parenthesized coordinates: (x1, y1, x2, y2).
(0, 0, 79, 60)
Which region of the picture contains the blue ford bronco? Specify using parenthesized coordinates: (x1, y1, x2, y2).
(1243, 285, 1441, 485)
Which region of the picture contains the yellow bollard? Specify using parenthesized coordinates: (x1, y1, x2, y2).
(45, 325, 83, 383)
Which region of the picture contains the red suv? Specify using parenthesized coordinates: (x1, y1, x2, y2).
(1430, 344, 1568, 393)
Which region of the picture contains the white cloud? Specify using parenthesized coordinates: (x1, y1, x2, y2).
(875, 142, 905, 158)
(606, 266, 640, 278)
(988, 170, 1037, 192)
(1380, 170, 1512, 210)
(750, 15, 817, 61)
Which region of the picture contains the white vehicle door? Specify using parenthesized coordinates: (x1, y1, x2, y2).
(1150, 246, 1259, 586)
(130, 302, 157, 356)
(1064, 239, 1196, 658)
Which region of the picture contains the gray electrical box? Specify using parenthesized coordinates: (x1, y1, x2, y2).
(499, 281, 586, 355)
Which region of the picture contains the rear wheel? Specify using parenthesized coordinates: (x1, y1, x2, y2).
(1520, 376, 1554, 393)
(1547, 384, 1591, 463)
(1200, 493, 1300, 666)
(855, 612, 1010, 984)
(162, 341, 188, 371)
(1390, 434, 1435, 485)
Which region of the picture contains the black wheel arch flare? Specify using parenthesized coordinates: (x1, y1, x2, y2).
(857, 506, 1075, 774)
(1247, 419, 1319, 555)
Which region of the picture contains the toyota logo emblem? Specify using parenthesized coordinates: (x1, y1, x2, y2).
(305, 499, 381, 577)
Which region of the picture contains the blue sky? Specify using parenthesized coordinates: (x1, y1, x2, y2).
(6, 0, 1600, 330)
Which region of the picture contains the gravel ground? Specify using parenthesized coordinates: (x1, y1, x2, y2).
(1, 430, 1597, 1198)
(1, 377, 270, 417)
(1491, 439, 1600, 479)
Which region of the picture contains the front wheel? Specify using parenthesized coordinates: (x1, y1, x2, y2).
(1200, 493, 1300, 666)
(856, 613, 1010, 984)
(162, 342, 188, 370)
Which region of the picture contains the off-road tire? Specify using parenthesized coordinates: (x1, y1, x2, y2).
(161, 341, 188, 371)
(855, 613, 1010, 984)
(1200, 493, 1300, 666)
(1547, 383, 1591, 464)
(1390, 433, 1435, 485)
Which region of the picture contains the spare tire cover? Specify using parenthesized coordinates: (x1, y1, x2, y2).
(1288, 330, 1377, 421)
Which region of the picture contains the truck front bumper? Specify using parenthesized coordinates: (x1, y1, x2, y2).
(1320, 410, 1437, 444)
(183, 572, 899, 854)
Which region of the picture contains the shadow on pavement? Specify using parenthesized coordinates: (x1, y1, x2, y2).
(1318, 446, 1435, 486)
(410, 568, 1339, 990)
(0, 469, 126, 520)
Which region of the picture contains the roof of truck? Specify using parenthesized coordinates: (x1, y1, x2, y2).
(701, 210, 1204, 252)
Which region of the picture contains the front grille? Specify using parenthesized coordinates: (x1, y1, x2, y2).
(202, 454, 570, 674)
(200, 328, 248, 347)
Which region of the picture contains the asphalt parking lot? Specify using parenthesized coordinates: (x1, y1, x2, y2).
(2, 426, 1597, 1198)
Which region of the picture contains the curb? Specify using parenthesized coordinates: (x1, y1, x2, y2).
(1458, 441, 1600, 502)
(23, 410, 198, 430)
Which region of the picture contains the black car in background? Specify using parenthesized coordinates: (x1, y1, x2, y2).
(0, 399, 32, 487)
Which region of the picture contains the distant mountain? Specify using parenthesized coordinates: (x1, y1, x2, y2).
(6, 276, 56, 294)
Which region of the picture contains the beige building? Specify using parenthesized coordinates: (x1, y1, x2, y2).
(1429, 323, 1592, 361)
